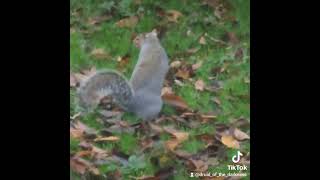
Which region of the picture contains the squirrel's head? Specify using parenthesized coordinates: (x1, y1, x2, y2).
(134, 29, 159, 48)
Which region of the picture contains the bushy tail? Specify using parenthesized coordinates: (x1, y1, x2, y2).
(77, 70, 134, 112)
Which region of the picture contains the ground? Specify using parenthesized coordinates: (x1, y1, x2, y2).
(70, 0, 250, 179)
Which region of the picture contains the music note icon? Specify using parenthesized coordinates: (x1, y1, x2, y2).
(232, 151, 243, 163)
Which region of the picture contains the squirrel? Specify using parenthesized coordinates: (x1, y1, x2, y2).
(77, 30, 169, 121)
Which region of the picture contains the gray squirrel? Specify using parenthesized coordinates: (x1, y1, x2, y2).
(77, 30, 169, 121)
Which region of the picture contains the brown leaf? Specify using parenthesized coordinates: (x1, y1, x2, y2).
(165, 139, 180, 151)
(199, 36, 206, 45)
(162, 93, 189, 109)
(161, 87, 173, 96)
(235, 48, 244, 59)
(227, 32, 239, 45)
(196, 134, 215, 147)
(173, 150, 192, 159)
(149, 122, 164, 133)
(187, 159, 208, 172)
(94, 136, 120, 142)
(192, 61, 203, 71)
(212, 97, 221, 106)
(90, 48, 110, 59)
(195, 79, 205, 91)
(166, 10, 183, 23)
(170, 60, 182, 68)
(70, 156, 100, 175)
(70, 156, 88, 175)
(70, 121, 97, 140)
(117, 55, 130, 70)
(232, 128, 250, 141)
(186, 47, 200, 54)
(163, 126, 189, 142)
(221, 135, 240, 149)
(75, 150, 92, 157)
(88, 15, 111, 26)
(116, 16, 139, 28)
(70, 72, 78, 87)
(175, 69, 190, 80)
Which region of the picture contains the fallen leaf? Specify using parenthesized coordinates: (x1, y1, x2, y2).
(163, 126, 189, 142)
(173, 150, 192, 159)
(165, 139, 180, 151)
(148, 122, 164, 133)
(195, 79, 205, 91)
(174, 79, 185, 86)
(212, 97, 221, 105)
(116, 16, 139, 28)
(75, 150, 92, 157)
(187, 159, 208, 172)
(70, 72, 78, 87)
(161, 87, 173, 96)
(116, 54, 130, 70)
(170, 60, 182, 68)
(88, 15, 111, 26)
(70, 156, 88, 174)
(234, 48, 244, 59)
(227, 32, 239, 45)
(192, 61, 203, 70)
(199, 36, 206, 45)
(233, 128, 250, 141)
(221, 135, 240, 149)
(162, 93, 189, 109)
(70, 156, 100, 175)
(166, 10, 183, 23)
(94, 136, 120, 142)
(186, 47, 200, 54)
(175, 69, 190, 80)
(90, 48, 110, 59)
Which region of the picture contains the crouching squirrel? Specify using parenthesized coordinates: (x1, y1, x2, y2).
(77, 30, 169, 121)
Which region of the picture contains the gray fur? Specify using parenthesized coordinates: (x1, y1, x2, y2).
(78, 32, 169, 121)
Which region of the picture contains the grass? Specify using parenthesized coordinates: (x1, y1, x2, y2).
(70, 0, 250, 179)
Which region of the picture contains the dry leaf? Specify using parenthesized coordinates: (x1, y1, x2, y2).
(165, 139, 180, 151)
(94, 136, 120, 142)
(88, 15, 111, 25)
(70, 73, 77, 87)
(175, 69, 190, 80)
(163, 127, 189, 142)
(161, 93, 189, 109)
(192, 61, 203, 70)
(227, 32, 239, 45)
(212, 97, 221, 105)
(174, 79, 185, 86)
(199, 36, 206, 45)
(149, 122, 164, 133)
(221, 135, 240, 149)
(233, 128, 250, 141)
(116, 16, 139, 28)
(170, 60, 182, 68)
(173, 150, 192, 159)
(166, 10, 183, 23)
(195, 79, 205, 91)
(187, 47, 200, 54)
(70, 156, 100, 175)
(90, 48, 110, 59)
(187, 159, 208, 172)
(161, 87, 173, 96)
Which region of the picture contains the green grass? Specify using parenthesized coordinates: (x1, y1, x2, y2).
(70, 0, 250, 179)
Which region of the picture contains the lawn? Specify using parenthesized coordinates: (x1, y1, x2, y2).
(70, 0, 250, 179)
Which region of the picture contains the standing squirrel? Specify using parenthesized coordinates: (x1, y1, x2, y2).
(78, 30, 169, 121)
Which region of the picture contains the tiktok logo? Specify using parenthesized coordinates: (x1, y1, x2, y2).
(232, 151, 243, 163)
